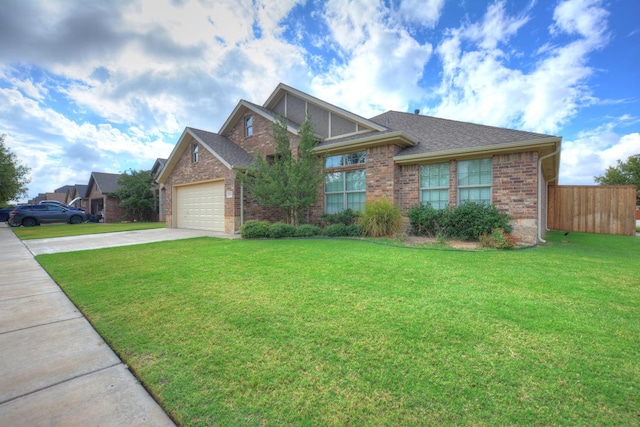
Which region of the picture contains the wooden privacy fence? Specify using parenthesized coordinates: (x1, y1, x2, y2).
(548, 185, 637, 236)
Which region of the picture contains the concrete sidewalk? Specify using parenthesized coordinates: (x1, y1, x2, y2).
(0, 224, 196, 426)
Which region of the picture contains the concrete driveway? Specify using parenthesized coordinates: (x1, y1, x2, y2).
(1, 224, 236, 426)
(23, 226, 239, 255)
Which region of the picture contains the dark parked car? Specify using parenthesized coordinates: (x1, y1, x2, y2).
(0, 208, 11, 222)
(8, 204, 88, 227)
(39, 199, 84, 211)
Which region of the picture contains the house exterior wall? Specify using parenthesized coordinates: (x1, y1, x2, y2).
(396, 152, 540, 243)
(492, 151, 539, 244)
(87, 183, 126, 223)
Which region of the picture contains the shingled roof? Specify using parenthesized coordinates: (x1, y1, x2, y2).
(369, 111, 557, 157)
(88, 172, 123, 196)
(188, 127, 253, 168)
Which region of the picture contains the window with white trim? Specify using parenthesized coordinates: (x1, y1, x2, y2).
(457, 158, 492, 204)
(245, 116, 253, 137)
(192, 143, 199, 163)
(325, 151, 366, 168)
(324, 169, 366, 213)
(420, 162, 449, 209)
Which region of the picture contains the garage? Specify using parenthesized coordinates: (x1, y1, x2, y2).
(175, 181, 225, 231)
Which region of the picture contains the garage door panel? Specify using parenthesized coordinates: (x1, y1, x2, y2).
(176, 181, 224, 231)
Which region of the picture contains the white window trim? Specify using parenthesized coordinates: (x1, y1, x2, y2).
(457, 158, 493, 205)
(324, 170, 366, 212)
(419, 163, 450, 209)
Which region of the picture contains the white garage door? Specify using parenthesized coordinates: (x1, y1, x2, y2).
(176, 181, 225, 231)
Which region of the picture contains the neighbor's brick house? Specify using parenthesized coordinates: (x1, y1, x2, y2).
(86, 172, 127, 223)
(158, 83, 561, 244)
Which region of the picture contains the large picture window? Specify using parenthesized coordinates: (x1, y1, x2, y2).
(420, 163, 449, 209)
(458, 158, 492, 204)
(324, 169, 366, 213)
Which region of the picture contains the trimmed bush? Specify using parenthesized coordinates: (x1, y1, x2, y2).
(240, 220, 270, 239)
(360, 197, 402, 237)
(323, 223, 347, 237)
(408, 202, 512, 241)
(345, 224, 363, 237)
(267, 222, 296, 238)
(321, 209, 360, 226)
(407, 203, 448, 237)
(294, 224, 322, 237)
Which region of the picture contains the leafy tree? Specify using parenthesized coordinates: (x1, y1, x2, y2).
(114, 169, 155, 221)
(594, 154, 640, 204)
(238, 116, 323, 225)
(0, 134, 31, 206)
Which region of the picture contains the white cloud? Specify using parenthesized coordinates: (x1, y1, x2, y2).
(310, 0, 434, 116)
(428, 0, 610, 135)
(396, 0, 445, 28)
(560, 116, 640, 184)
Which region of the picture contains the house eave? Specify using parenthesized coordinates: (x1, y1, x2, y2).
(314, 131, 417, 155)
(219, 100, 299, 136)
(393, 137, 562, 164)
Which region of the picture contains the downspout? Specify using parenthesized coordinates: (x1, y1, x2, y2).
(538, 146, 561, 243)
(240, 183, 244, 231)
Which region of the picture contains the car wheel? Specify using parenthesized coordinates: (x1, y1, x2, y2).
(69, 215, 84, 225)
(22, 217, 37, 227)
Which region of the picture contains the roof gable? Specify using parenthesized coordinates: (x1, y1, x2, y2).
(87, 172, 123, 196)
(262, 83, 386, 140)
(157, 127, 253, 184)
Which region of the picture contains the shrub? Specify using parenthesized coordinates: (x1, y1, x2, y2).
(294, 224, 322, 237)
(407, 203, 448, 237)
(345, 224, 363, 237)
(240, 220, 270, 239)
(490, 228, 517, 249)
(323, 223, 347, 237)
(321, 209, 361, 226)
(360, 197, 402, 237)
(408, 202, 512, 241)
(267, 222, 296, 238)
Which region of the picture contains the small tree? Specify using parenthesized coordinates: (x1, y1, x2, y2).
(114, 169, 155, 221)
(0, 134, 31, 206)
(594, 154, 640, 204)
(238, 116, 323, 225)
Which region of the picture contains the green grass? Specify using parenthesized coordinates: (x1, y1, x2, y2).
(12, 221, 165, 239)
(37, 232, 640, 426)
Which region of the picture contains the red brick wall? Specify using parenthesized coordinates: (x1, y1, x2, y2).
(165, 134, 236, 232)
(86, 183, 127, 223)
(397, 152, 540, 243)
(366, 145, 402, 203)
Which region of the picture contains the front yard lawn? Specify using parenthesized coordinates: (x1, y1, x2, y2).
(12, 221, 165, 240)
(37, 232, 640, 426)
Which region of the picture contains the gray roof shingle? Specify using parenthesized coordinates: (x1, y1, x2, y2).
(91, 172, 123, 194)
(188, 127, 254, 167)
(370, 111, 557, 157)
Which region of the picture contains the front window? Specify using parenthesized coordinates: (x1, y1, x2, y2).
(458, 158, 492, 204)
(325, 151, 366, 168)
(245, 116, 253, 137)
(324, 169, 366, 213)
(420, 162, 449, 209)
(192, 143, 199, 163)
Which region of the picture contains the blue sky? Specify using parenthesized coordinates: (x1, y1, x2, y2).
(1, 0, 638, 202)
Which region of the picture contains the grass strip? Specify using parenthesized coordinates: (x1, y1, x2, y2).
(12, 222, 165, 239)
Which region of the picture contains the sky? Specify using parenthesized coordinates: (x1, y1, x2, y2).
(1, 0, 638, 203)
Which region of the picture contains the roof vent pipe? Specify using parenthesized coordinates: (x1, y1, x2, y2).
(414, 109, 420, 115)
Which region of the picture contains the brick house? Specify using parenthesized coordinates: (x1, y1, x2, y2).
(86, 172, 127, 223)
(158, 83, 561, 244)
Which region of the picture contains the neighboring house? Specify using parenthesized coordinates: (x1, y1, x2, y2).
(68, 184, 89, 210)
(158, 83, 562, 244)
(151, 158, 168, 222)
(43, 192, 67, 203)
(85, 172, 126, 223)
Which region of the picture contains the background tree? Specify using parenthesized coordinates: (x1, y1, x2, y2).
(594, 154, 640, 204)
(114, 169, 155, 221)
(238, 116, 323, 225)
(0, 134, 31, 206)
